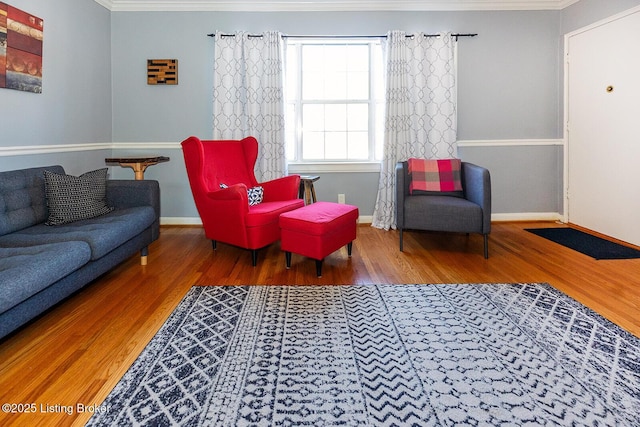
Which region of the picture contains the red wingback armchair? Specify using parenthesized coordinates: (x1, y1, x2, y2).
(181, 136, 304, 266)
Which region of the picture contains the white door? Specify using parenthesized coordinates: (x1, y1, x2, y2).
(566, 7, 640, 246)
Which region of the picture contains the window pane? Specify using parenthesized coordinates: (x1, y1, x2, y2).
(302, 71, 324, 100)
(325, 104, 347, 131)
(347, 104, 368, 131)
(347, 71, 368, 99)
(372, 45, 384, 98)
(348, 131, 369, 159)
(302, 131, 325, 159)
(325, 132, 347, 159)
(302, 45, 325, 71)
(324, 71, 347, 99)
(325, 46, 348, 71)
(347, 45, 369, 71)
(302, 104, 325, 131)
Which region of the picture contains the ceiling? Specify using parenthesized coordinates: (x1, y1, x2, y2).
(95, 0, 581, 12)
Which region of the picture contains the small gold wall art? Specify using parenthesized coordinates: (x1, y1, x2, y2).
(147, 59, 178, 85)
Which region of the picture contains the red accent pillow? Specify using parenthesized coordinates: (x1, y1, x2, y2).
(408, 158, 463, 194)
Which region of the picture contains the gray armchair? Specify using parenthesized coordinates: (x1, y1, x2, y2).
(396, 161, 492, 258)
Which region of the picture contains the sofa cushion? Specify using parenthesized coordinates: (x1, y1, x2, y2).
(0, 207, 156, 260)
(0, 165, 65, 236)
(245, 199, 306, 228)
(0, 242, 91, 314)
(44, 168, 114, 225)
(404, 195, 482, 232)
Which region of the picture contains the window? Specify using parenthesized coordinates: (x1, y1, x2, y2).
(285, 38, 385, 163)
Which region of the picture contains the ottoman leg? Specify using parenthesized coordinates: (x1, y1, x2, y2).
(347, 242, 353, 257)
(316, 259, 323, 278)
(285, 252, 292, 269)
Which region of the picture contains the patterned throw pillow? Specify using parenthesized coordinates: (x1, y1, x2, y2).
(408, 158, 463, 194)
(44, 168, 114, 225)
(219, 183, 264, 206)
(247, 186, 264, 206)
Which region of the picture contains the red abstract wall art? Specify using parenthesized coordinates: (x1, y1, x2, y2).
(0, 3, 43, 93)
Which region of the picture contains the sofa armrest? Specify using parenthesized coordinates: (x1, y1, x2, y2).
(106, 180, 161, 221)
(462, 162, 492, 233)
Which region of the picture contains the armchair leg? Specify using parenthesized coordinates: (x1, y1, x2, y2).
(483, 234, 489, 259)
(316, 259, 323, 278)
(399, 228, 404, 252)
(251, 250, 258, 267)
(212, 240, 217, 250)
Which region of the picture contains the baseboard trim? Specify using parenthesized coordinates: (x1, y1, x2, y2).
(358, 215, 373, 224)
(491, 212, 563, 222)
(160, 213, 561, 226)
(160, 217, 203, 226)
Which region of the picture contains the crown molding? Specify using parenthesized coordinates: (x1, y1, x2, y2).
(95, 0, 581, 12)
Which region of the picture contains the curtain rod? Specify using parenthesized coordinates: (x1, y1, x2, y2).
(207, 33, 477, 40)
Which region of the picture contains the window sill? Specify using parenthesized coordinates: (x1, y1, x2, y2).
(288, 162, 381, 174)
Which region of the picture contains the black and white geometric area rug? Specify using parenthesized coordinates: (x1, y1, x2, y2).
(88, 284, 640, 426)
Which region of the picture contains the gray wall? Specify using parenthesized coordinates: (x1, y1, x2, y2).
(4, 1, 640, 221)
(110, 10, 563, 141)
(0, 0, 112, 176)
(109, 9, 564, 219)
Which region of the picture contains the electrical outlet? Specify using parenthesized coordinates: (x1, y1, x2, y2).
(338, 193, 346, 204)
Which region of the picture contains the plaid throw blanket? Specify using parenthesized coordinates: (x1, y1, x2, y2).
(408, 158, 462, 193)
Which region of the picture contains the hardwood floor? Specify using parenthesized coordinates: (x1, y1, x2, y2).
(1, 222, 639, 426)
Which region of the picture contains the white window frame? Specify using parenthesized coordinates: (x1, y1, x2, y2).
(285, 37, 384, 173)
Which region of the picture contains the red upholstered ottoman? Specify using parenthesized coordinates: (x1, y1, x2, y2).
(279, 201, 359, 277)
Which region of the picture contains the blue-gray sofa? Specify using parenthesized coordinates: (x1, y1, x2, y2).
(0, 165, 160, 340)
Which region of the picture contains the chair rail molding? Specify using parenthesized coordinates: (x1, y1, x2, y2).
(111, 142, 180, 150)
(0, 143, 113, 156)
(457, 139, 564, 147)
(0, 139, 563, 157)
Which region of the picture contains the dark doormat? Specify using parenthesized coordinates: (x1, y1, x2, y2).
(526, 227, 640, 260)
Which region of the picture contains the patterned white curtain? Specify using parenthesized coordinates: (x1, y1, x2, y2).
(371, 31, 458, 230)
(213, 31, 287, 181)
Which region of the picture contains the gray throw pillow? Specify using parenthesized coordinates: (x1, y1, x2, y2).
(44, 168, 114, 225)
